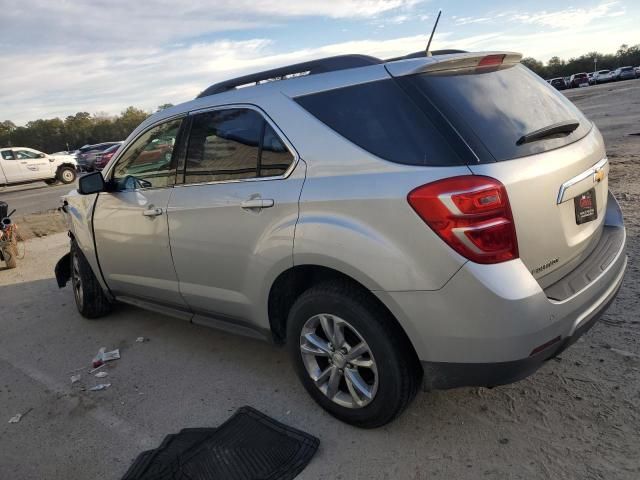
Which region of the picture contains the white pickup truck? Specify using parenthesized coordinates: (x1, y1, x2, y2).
(0, 147, 78, 186)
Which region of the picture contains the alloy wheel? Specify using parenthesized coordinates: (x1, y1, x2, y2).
(72, 253, 84, 310)
(299, 313, 378, 409)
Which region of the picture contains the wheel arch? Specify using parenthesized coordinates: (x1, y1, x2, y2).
(267, 264, 421, 365)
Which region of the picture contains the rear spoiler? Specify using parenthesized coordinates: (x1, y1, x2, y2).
(385, 51, 522, 78)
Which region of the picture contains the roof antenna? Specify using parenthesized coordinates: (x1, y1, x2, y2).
(425, 9, 442, 57)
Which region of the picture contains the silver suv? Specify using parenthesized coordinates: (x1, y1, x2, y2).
(56, 51, 627, 428)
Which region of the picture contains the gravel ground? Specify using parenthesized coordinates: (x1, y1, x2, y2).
(0, 80, 639, 480)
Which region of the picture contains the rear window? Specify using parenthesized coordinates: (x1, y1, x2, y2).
(621, 67, 634, 72)
(398, 65, 592, 162)
(294, 79, 466, 166)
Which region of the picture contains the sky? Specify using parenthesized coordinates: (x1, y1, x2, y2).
(0, 0, 638, 125)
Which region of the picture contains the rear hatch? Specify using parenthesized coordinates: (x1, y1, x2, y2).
(388, 54, 608, 282)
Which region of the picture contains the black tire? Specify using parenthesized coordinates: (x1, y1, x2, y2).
(71, 242, 112, 318)
(286, 280, 422, 428)
(1, 243, 17, 269)
(58, 166, 77, 184)
(45, 178, 58, 185)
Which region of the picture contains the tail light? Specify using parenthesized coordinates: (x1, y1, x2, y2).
(407, 176, 518, 264)
(477, 54, 505, 68)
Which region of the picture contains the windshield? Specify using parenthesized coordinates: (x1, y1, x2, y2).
(398, 65, 592, 162)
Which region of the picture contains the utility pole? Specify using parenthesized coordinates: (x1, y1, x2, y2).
(594, 57, 597, 72)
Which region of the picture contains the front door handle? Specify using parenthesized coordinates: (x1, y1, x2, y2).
(240, 199, 274, 209)
(142, 207, 164, 217)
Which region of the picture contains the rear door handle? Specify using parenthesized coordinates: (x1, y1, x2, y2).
(142, 207, 164, 217)
(240, 199, 274, 209)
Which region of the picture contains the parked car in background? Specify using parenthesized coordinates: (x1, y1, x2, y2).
(94, 143, 122, 170)
(563, 76, 571, 88)
(569, 73, 590, 88)
(550, 77, 567, 90)
(592, 70, 612, 84)
(50, 150, 78, 159)
(0, 147, 77, 186)
(612, 66, 636, 81)
(57, 50, 627, 428)
(77, 142, 122, 172)
(587, 72, 594, 84)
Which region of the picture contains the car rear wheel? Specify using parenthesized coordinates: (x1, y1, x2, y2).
(71, 242, 112, 318)
(287, 281, 421, 428)
(58, 166, 77, 184)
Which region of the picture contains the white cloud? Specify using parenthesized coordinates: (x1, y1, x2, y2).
(510, 1, 624, 29)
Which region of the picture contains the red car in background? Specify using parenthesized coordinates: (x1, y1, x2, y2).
(94, 143, 122, 170)
(569, 72, 589, 88)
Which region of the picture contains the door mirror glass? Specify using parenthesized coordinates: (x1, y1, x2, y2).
(37, 153, 46, 158)
(78, 171, 106, 195)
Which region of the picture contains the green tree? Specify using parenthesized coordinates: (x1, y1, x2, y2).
(157, 103, 174, 112)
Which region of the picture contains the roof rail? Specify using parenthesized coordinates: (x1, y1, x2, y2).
(385, 49, 468, 62)
(196, 54, 381, 98)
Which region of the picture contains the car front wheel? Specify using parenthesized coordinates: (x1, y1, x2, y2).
(58, 166, 77, 184)
(71, 242, 112, 318)
(287, 281, 421, 428)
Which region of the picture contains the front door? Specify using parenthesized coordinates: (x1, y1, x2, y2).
(14, 149, 52, 180)
(168, 107, 304, 326)
(93, 117, 188, 310)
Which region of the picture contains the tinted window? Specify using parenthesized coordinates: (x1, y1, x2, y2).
(400, 65, 592, 162)
(259, 123, 294, 177)
(295, 80, 464, 166)
(112, 118, 182, 190)
(185, 108, 292, 183)
(1, 150, 15, 160)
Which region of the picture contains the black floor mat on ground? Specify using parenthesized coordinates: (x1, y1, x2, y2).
(122, 406, 320, 480)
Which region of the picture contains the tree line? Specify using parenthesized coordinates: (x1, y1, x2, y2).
(521, 44, 640, 79)
(0, 104, 174, 154)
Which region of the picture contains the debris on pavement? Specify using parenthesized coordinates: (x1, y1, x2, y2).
(95, 371, 108, 378)
(8, 408, 33, 424)
(70, 374, 81, 384)
(89, 383, 111, 392)
(135, 336, 147, 343)
(92, 347, 121, 368)
(89, 363, 106, 374)
(8, 414, 23, 424)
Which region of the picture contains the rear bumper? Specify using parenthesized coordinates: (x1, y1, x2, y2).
(375, 193, 627, 389)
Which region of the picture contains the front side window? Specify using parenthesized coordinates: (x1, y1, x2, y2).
(185, 108, 294, 184)
(15, 150, 39, 159)
(112, 118, 182, 190)
(1, 150, 15, 160)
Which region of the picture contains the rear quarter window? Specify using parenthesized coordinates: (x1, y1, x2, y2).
(294, 79, 466, 166)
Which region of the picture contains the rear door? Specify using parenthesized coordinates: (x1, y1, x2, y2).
(167, 106, 304, 326)
(390, 58, 607, 282)
(93, 117, 189, 309)
(1, 150, 25, 182)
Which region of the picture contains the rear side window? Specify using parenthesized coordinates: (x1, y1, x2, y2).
(1, 150, 15, 160)
(185, 108, 295, 183)
(294, 80, 465, 166)
(400, 65, 592, 162)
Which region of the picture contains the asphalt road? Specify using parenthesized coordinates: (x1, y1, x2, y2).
(0, 182, 75, 215)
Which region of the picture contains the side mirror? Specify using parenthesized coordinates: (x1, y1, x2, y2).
(78, 171, 106, 195)
(37, 153, 46, 158)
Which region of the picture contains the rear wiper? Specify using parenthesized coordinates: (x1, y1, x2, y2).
(516, 120, 580, 146)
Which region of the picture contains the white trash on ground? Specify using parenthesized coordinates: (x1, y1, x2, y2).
(95, 371, 108, 378)
(89, 383, 111, 392)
